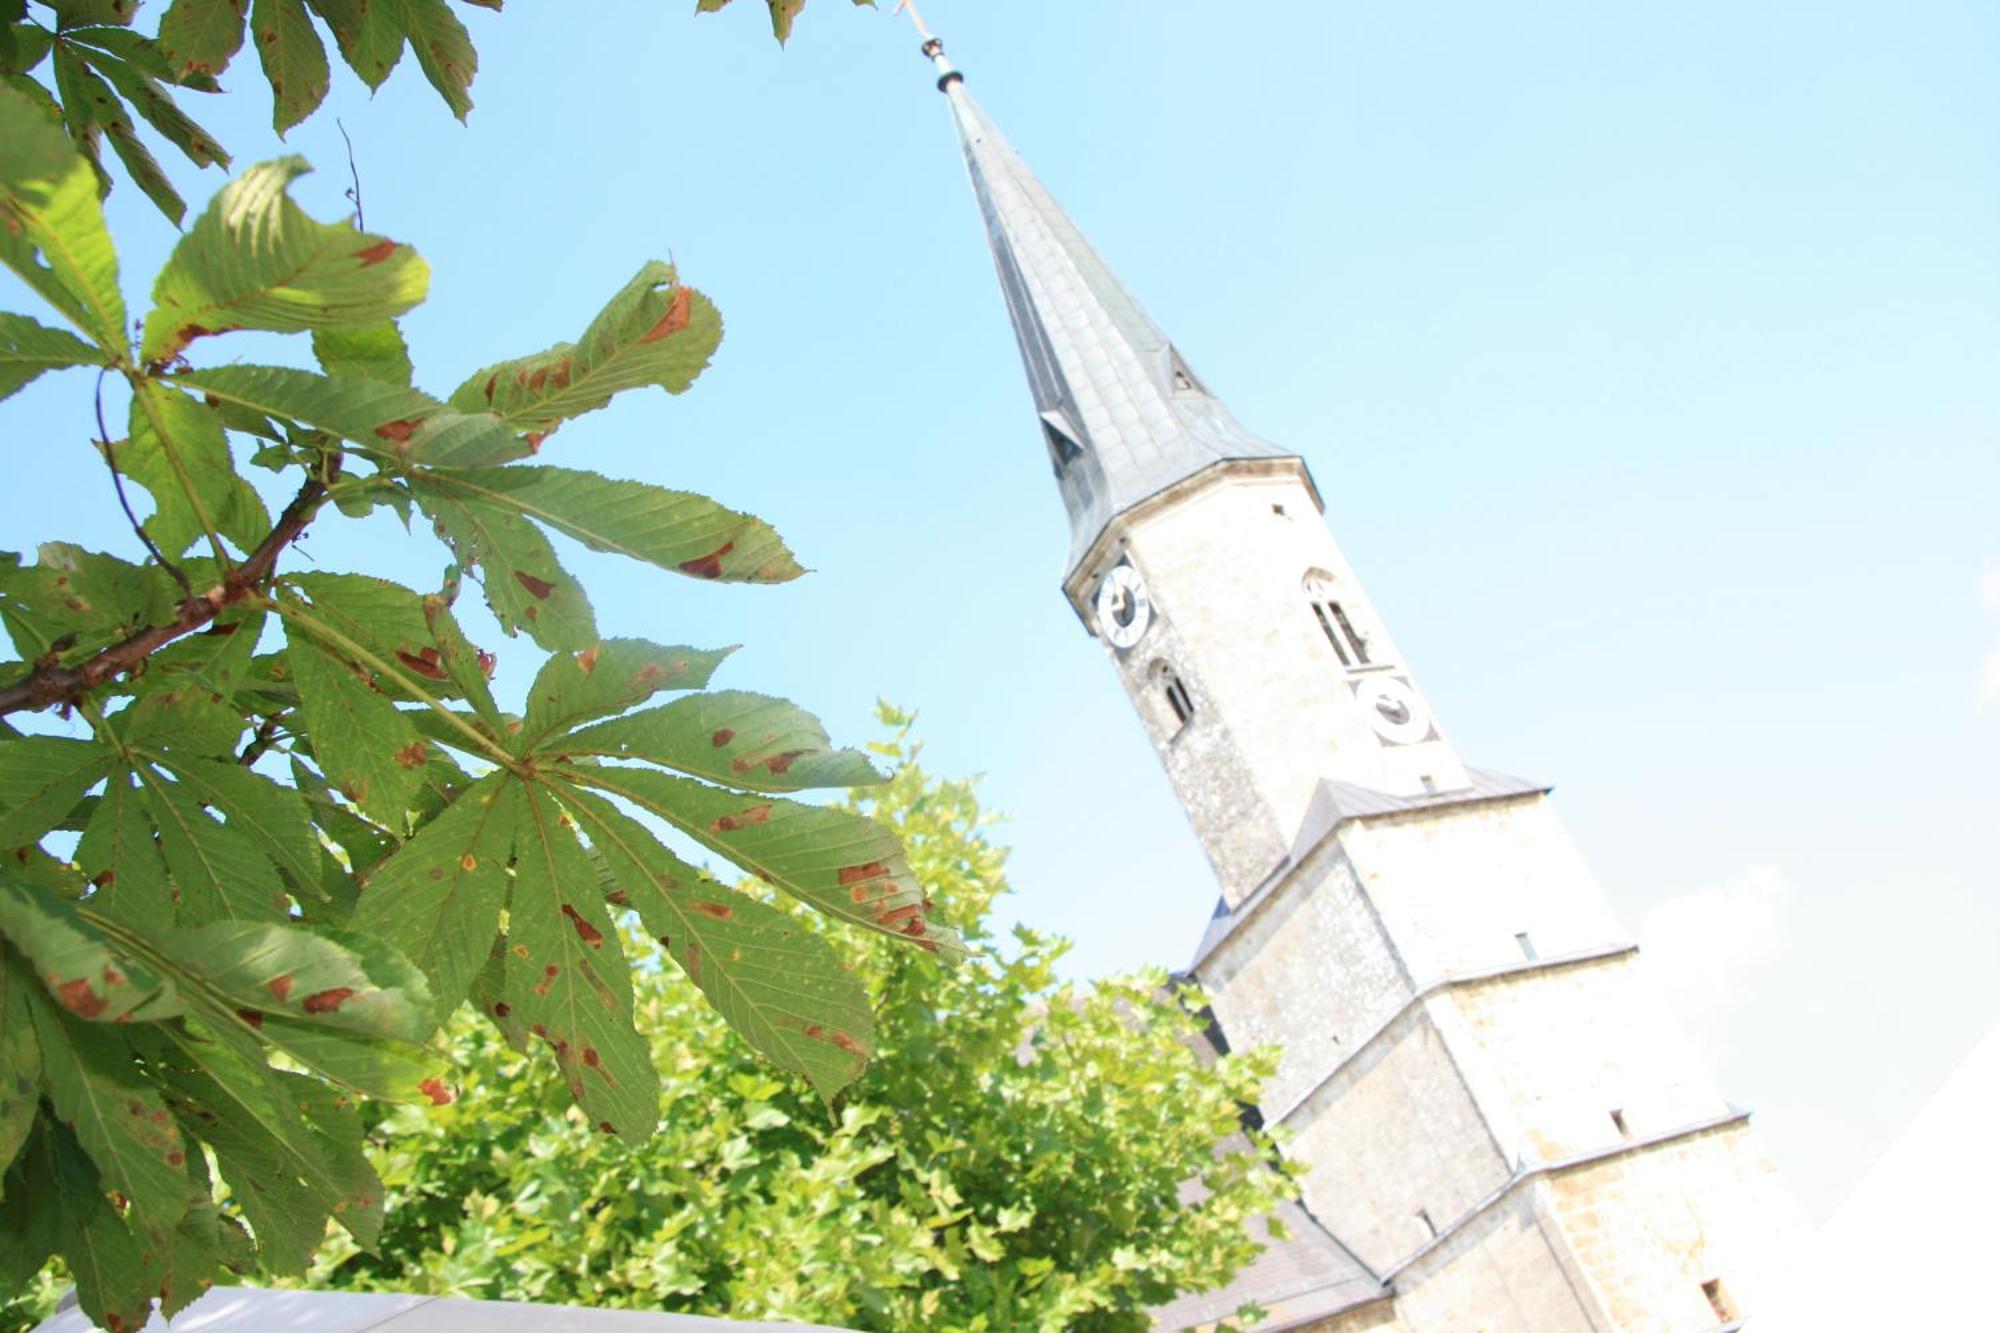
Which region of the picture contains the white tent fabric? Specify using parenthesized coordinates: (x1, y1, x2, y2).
(1747, 1018, 2000, 1330)
(34, 1287, 855, 1333)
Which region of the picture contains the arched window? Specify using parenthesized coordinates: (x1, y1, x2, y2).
(1150, 661, 1195, 729)
(1303, 571, 1370, 668)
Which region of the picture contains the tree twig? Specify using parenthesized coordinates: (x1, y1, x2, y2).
(238, 710, 288, 766)
(337, 119, 364, 231)
(95, 369, 192, 598)
(0, 454, 343, 717)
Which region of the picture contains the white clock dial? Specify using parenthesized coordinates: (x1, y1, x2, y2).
(1095, 565, 1153, 650)
(1355, 675, 1432, 745)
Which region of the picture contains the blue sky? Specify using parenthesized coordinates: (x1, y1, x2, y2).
(3, 0, 1995, 1222)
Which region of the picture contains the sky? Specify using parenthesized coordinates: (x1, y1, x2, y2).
(2, 0, 1995, 1224)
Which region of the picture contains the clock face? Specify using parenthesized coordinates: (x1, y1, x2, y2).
(1354, 675, 1432, 746)
(1094, 564, 1153, 650)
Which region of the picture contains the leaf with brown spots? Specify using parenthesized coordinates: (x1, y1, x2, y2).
(0, 884, 184, 1025)
(302, 0, 404, 89)
(407, 464, 804, 587)
(0, 943, 45, 1171)
(173, 365, 527, 467)
(502, 785, 655, 1142)
(351, 773, 521, 1019)
(154, 918, 432, 1045)
(547, 765, 964, 962)
(249, 0, 329, 134)
(29, 1120, 163, 1333)
(25, 979, 191, 1244)
(413, 483, 597, 651)
(157, 0, 250, 82)
(559, 785, 874, 1102)
(391, 0, 478, 121)
(514, 638, 733, 755)
(564, 689, 883, 793)
(282, 600, 431, 828)
(74, 764, 178, 928)
(447, 261, 721, 438)
(142, 158, 427, 364)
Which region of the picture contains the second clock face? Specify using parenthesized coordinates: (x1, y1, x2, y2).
(1095, 564, 1153, 650)
(1354, 675, 1432, 746)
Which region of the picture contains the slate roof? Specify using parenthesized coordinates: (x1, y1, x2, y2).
(1149, 1196, 1390, 1331)
(944, 83, 1293, 575)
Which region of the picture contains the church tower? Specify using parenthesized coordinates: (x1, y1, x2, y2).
(916, 26, 1817, 1333)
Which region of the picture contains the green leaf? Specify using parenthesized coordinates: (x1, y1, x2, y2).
(414, 464, 802, 589)
(386, 0, 474, 120)
(0, 542, 173, 662)
(302, 0, 403, 89)
(517, 638, 732, 753)
(155, 1029, 338, 1273)
(25, 983, 190, 1238)
(136, 608, 263, 706)
(563, 786, 874, 1101)
(0, 734, 111, 850)
(107, 111, 191, 221)
(142, 157, 427, 364)
(0, 80, 125, 349)
(283, 608, 430, 828)
(0, 882, 183, 1022)
(33, 1121, 159, 1333)
(156, 0, 249, 81)
(0, 308, 100, 401)
(0, 946, 41, 1175)
(177, 363, 530, 466)
(349, 773, 518, 1019)
(138, 767, 290, 922)
(157, 1145, 250, 1316)
(418, 484, 595, 651)
(115, 684, 247, 757)
(504, 784, 655, 1142)
(564, 690, 883, 792)
(75, 769, 174, 931)
(248, 0, 329, 132)
(552, 765, 966, 961)
(252, 1013, 436, 1098)
(0, 1121, 60, 1289)
(51, 42, 186, 221)
(312, 317, 412, 384)
(448, 263, 722, 441)
(120, 381, 271, 557)
(290, 754, 394, 873)
(287, 1071, 384, 1248)
(146, 756, 316, 888)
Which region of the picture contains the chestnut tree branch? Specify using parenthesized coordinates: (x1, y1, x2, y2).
(0, 454, 343, 717)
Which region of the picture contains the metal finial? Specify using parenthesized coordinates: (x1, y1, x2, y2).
(895, 0, 963, 91)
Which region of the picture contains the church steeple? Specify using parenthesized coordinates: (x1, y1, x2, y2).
(921, 34, 1294, 575)
(914, 21, 1816, 1333)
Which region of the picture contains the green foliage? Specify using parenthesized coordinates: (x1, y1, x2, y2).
(307, 713, 1290, 1331)
(695, 0, 874, 48)
(0, 2, 962, 1315)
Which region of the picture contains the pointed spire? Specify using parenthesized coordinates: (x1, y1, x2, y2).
(916, 26, 1294, 574)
